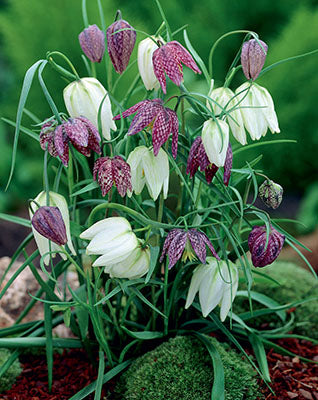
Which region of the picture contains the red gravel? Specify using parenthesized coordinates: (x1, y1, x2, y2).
(0, 349, 112, 400)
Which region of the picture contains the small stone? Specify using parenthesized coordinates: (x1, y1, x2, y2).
(299, 389, 313, 400)
(287, 392, 298, 399)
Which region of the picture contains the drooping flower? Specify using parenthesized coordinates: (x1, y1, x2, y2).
(259, 179, 283, 209)
(113, 99, 179, 158)
(159, 228, 220, 269)
(64, 77, 117, 140)
(248, 225, 285, 268)
(104, 244, 150, 279)
(40, 116, 101, 166)
(235, 82, 280, 140)
(80, 217, 139, 268)
(185, 258, 238, 320)
(31, 206, 67, 246)
(152, 41, 201, 93)
(241, 39, 268, 81)
(201, 119, 229, 167)
(207, 80, 247, 145)
(79, 24, 105, 63)
(106, 18, 136, 74)
(186, 136, 232, 185)
(127, 146, 169, 201)
(137, 36, 162, 91)
(29, 191, 76, 265)
(93, 156, 132, 197)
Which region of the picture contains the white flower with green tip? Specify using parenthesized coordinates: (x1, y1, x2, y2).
(201, 119, 229, 167)
(138, 37, 162, 91)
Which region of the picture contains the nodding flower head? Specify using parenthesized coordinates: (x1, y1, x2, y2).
(241, 39, 268, 81)
(186, 136, 232, 186)
(79, 24, 105, 63)
(40, 117, 101, 166)
(248, 225, 285, 268)
(31, 206, 67, 246)
(159, 228, 220, 269)
(113, 99, 179, 158)
(93, 156, 132, 197)
(259, 179, 283, 209)
(106, 18, 136, 74)
(152, 40, 201, 93)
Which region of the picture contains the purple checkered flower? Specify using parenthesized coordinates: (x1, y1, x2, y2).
(40, 117, 101, 166)
(31, 206, 67, 246)
(93, 156, 132, 197)
(248, 225, 285, 268)
(241, 39, 268, 81)
(106, 18, 136, 74)
(159, 228, 220, 269)
(152, 41, 201, 93)
(113, 99, 179, 158)
(186, 137, 232, 186)
(79, 24, 105, 63)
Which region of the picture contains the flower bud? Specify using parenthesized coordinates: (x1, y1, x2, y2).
(259, 179, 283, 209)
(63, 77, 116, 140)
(31, 206, 67, 246)
(241, 39, 268, 80)
(106, 18, 136, 74)
(79, 24, 105, 63)
(201, 119, 229, 167)
(137, 37, 161, 91)
(248, 226, 285, 268)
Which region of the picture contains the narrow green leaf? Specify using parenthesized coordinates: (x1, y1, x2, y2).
(0, 213, 31, 227)
(248, 333, 271, 382)
(1, 117, 39, 141)
(130, 287, 167, 318)
(44, 301, 53, 391)
(145, 246, 160, 284)
(233, 139, 297, 155)
(6, 59, 44, 189)
(0, 338, 82, 348)
(121, 325, 164, 340)
(94, 350, 105, 400)
(71, 181, 99, 197)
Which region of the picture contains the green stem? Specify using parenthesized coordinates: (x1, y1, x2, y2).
(81, 0, 89, 27)
(91, 62, 96, 78)
(194, 180, 203, 209)
(163, 260, 169, 336)
(47, 51, 80, 81)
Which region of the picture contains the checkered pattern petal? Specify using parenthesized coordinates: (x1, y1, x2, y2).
(188, 229, 206, 264)
(152, 107, 172, 156)
(159, 229, 183, 263)
(186, 137, 202, 178)
(160, 44, 183, 88)
(205, 164, 219, 184)
(53, 125, 69, 166)
(113, 100, 147, 120)
(40, 123, 58, 157)
(93, 157, 109, 180)
(223, 143, 233, 186)
(169, 41, 201, 74)
(153, 47, 167, 93)
(112, 156, 132, 197)
(63, 118, 89, 148)
(167, 230, 187, 269)
(128, 101, 161, 136)
(96, 158, 113, 197)
(78, 116, 101, 154)
(79, 24, 105, 63)
(166, 108, 179, 159)
(72, 143, 91, 157)
(199, 231, 220, 260)
(197, 140, 210, 171)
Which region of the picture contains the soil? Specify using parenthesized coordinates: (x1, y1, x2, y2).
(0, 338, 317, 400)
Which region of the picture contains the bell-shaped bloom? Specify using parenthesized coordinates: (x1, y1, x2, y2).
(104, 244, 150, 279)
(93, 156, 132, 197)
(40, 116, 101, 166)
(185, 258, 238, 320)
(79, 24, 105, 63)
(31, 206, 67, 246)
(127, 146, 169, 201)
(113, 99, 179, 158)
(159, 228, 220, 269)
(259, 179, 283, 209)
(152, 41, 201, 93)
(201, 119, 229, 168)
(248, 225, 285, 268)
(241, 39, 268, 81)
(186, 137, 232, 186)
(207, 80, 247, 145)
(138, 37, 161, 91)
(64, 77, 117, 140)
(80, 217, 139, 267)
(235, 82, 280, 140)
(106, 19, 136, 74)
(29, 191, 76, 265)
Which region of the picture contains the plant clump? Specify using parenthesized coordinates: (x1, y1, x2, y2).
(114, 336, 261, 400)
(0, 349, 22, 393)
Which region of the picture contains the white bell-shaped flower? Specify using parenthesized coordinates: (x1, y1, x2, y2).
(29, 191, 76, 265)
(138, 37, 161, 91)
(207, 79, 247, 145)
(185, 258, 238, 321)
(127, 146, 169, 201)
(235, 82, 280, 140)
(201, 119, 229, 167)
(63, 77, 117, 140)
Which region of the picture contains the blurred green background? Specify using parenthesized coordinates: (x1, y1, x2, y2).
(0, 0, 317, 233)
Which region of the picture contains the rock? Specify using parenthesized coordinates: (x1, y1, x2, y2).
(299, 389, 314, 400)
(287, 392, 298, 399)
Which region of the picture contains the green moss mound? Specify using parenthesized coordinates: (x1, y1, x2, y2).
(0, 349, 22, 393)
(235, 261, 318, 339)
(114, 336, 261, 400)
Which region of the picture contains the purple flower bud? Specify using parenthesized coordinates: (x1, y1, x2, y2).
(106, 19, 136, 74)
(40, 120, 58, 157)
(31, 206, 67, 246)
(259, 179, 283, 209)
(223, 143, 233, 186)
(248, 226, 285, 268)
(79, 24, 105, 63)
(241, 39, 268, 80)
